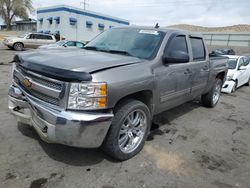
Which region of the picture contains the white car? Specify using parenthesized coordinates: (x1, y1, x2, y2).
(38, 40, 85, 49)
(222, 55, 250, 93)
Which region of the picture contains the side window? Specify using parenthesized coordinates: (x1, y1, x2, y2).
(76, 42, 84, 48)
(28, 34, 36, 39)
(190, 37, 206, 61)
(165, 35, 188, 56)
(45, 35, 53, 40)
(243, 57, 249, 66)
(238, 58, 244, 68)
(36, 34, 45, 40)
(66, 41, 76, 46)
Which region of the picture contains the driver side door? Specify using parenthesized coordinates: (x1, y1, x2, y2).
(155, 34, 193, 113)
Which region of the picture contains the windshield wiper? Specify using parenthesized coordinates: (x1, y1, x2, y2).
(105, 50, 133, 57)
(84, 46, 99, 51)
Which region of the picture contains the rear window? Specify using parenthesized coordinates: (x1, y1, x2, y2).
(190, 37, 206, 61)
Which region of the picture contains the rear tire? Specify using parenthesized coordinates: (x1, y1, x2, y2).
(102, 99, 151, 161)
(201, 78, 222, 107)
(13, 42, 24, 51)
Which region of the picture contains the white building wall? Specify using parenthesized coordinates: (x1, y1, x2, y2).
(37, 5, 130, 42)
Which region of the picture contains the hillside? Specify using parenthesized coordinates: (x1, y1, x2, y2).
(167, 24, 250, 32)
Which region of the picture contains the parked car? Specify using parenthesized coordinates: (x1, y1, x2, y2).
(38, 40, 85, 49)
(2, 33, 56, 51)
(222, 55, 250, 93)
(8, 27, 228, 160)
(210, 48, 236, 56)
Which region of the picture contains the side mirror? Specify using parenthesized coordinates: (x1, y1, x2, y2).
(163, 51, 189, 64)
(239, 66, 246, 71)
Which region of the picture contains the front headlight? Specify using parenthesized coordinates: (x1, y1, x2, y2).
(227, 74, 234, 81)
(67, 82, 107, 110)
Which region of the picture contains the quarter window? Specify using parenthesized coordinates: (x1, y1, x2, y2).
(190, 37, 206, 61)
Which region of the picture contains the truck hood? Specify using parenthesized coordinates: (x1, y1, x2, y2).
(15, 49, 143, 81)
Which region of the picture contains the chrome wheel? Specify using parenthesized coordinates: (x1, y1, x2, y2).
(14, 43, 23, 51)
(213, 82, 221, 104)
(118, 109, 147, 154)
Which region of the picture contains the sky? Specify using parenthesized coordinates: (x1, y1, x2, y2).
(31, 0, 250, 27)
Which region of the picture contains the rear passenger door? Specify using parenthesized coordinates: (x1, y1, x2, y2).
(37, 35, 54, 46)
(188, 37, 210, 97)
(25, 34, 38, 48)
(155, 34, 193, 113)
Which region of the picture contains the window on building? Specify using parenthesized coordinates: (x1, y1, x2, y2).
(190, 37, 206, 61)
(47, 17, 53, 24)
(98, 23, 105, 30)
(54, 17, 60, 24)
(86, 21, 93, 28)
(38, 18, 43, 24)
(69, 17, 77, 25)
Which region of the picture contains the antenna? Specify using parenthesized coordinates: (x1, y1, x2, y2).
(155, 23, 159, 28)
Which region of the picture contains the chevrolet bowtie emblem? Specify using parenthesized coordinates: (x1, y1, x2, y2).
(22, 78, 32, 89)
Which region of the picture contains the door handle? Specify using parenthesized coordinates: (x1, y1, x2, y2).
(184, 68, 192, 75)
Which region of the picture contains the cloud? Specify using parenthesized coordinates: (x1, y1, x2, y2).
(32, 0, 250, 27)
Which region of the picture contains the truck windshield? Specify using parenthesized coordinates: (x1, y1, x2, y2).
(228, 58, 238, 69)
(85, 28, 165, 59)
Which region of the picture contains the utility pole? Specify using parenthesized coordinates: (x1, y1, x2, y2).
(80, 0, 89, 10)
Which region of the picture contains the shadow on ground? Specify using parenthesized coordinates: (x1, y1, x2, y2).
(17, 123, 117, 166)
(17, 100, 201, 166)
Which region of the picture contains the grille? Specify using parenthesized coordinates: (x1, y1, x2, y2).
(14, 66, 63, 106)
(16, 66, 63, 91)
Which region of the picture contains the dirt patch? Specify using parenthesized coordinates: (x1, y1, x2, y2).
(30, 178, 48, 188)
(144, 145, 184, 173)
(5, 172, 16, 180)
(192, 150, 234, 173)
(212, 180, 234, 188)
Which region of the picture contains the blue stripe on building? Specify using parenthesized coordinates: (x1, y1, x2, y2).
(37, 7, 130, 25)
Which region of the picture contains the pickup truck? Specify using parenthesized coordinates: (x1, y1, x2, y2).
(8, 26, 228, 160)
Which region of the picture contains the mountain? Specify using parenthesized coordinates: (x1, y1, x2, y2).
(167, 24, 250, 32)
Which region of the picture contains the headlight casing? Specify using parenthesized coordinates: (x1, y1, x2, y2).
(67, 82, 107, 110)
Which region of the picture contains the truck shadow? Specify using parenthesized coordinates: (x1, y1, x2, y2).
(17, 123, 117, 166)
(148, 100, 201, 140)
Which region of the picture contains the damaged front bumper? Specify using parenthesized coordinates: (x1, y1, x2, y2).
(8, 85, 113, 148)
(221, 80, 235, 93)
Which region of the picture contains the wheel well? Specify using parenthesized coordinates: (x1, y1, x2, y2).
(114, 90, 153, 116)
(216, 72, 226, 81)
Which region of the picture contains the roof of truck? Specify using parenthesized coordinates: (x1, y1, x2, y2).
(114, 26, 203, 38)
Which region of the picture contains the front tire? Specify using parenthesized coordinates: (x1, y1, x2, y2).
(201, 78, 222, 107)
(231, 80, 237, 93)
(102, 99, 151, 161)
(13, 42, 24, 51)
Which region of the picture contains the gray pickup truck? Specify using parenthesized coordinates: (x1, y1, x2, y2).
(8, 26, 228, 160)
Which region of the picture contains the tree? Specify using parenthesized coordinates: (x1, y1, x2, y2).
(0, 0, 34, 30)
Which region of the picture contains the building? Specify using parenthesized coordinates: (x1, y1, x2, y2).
(37, 5, 130, 42)
(0, 18, 37, 31)
(12, 19, 37, 32)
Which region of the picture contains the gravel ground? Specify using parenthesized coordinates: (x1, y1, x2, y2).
(0, 43, 250, 188)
